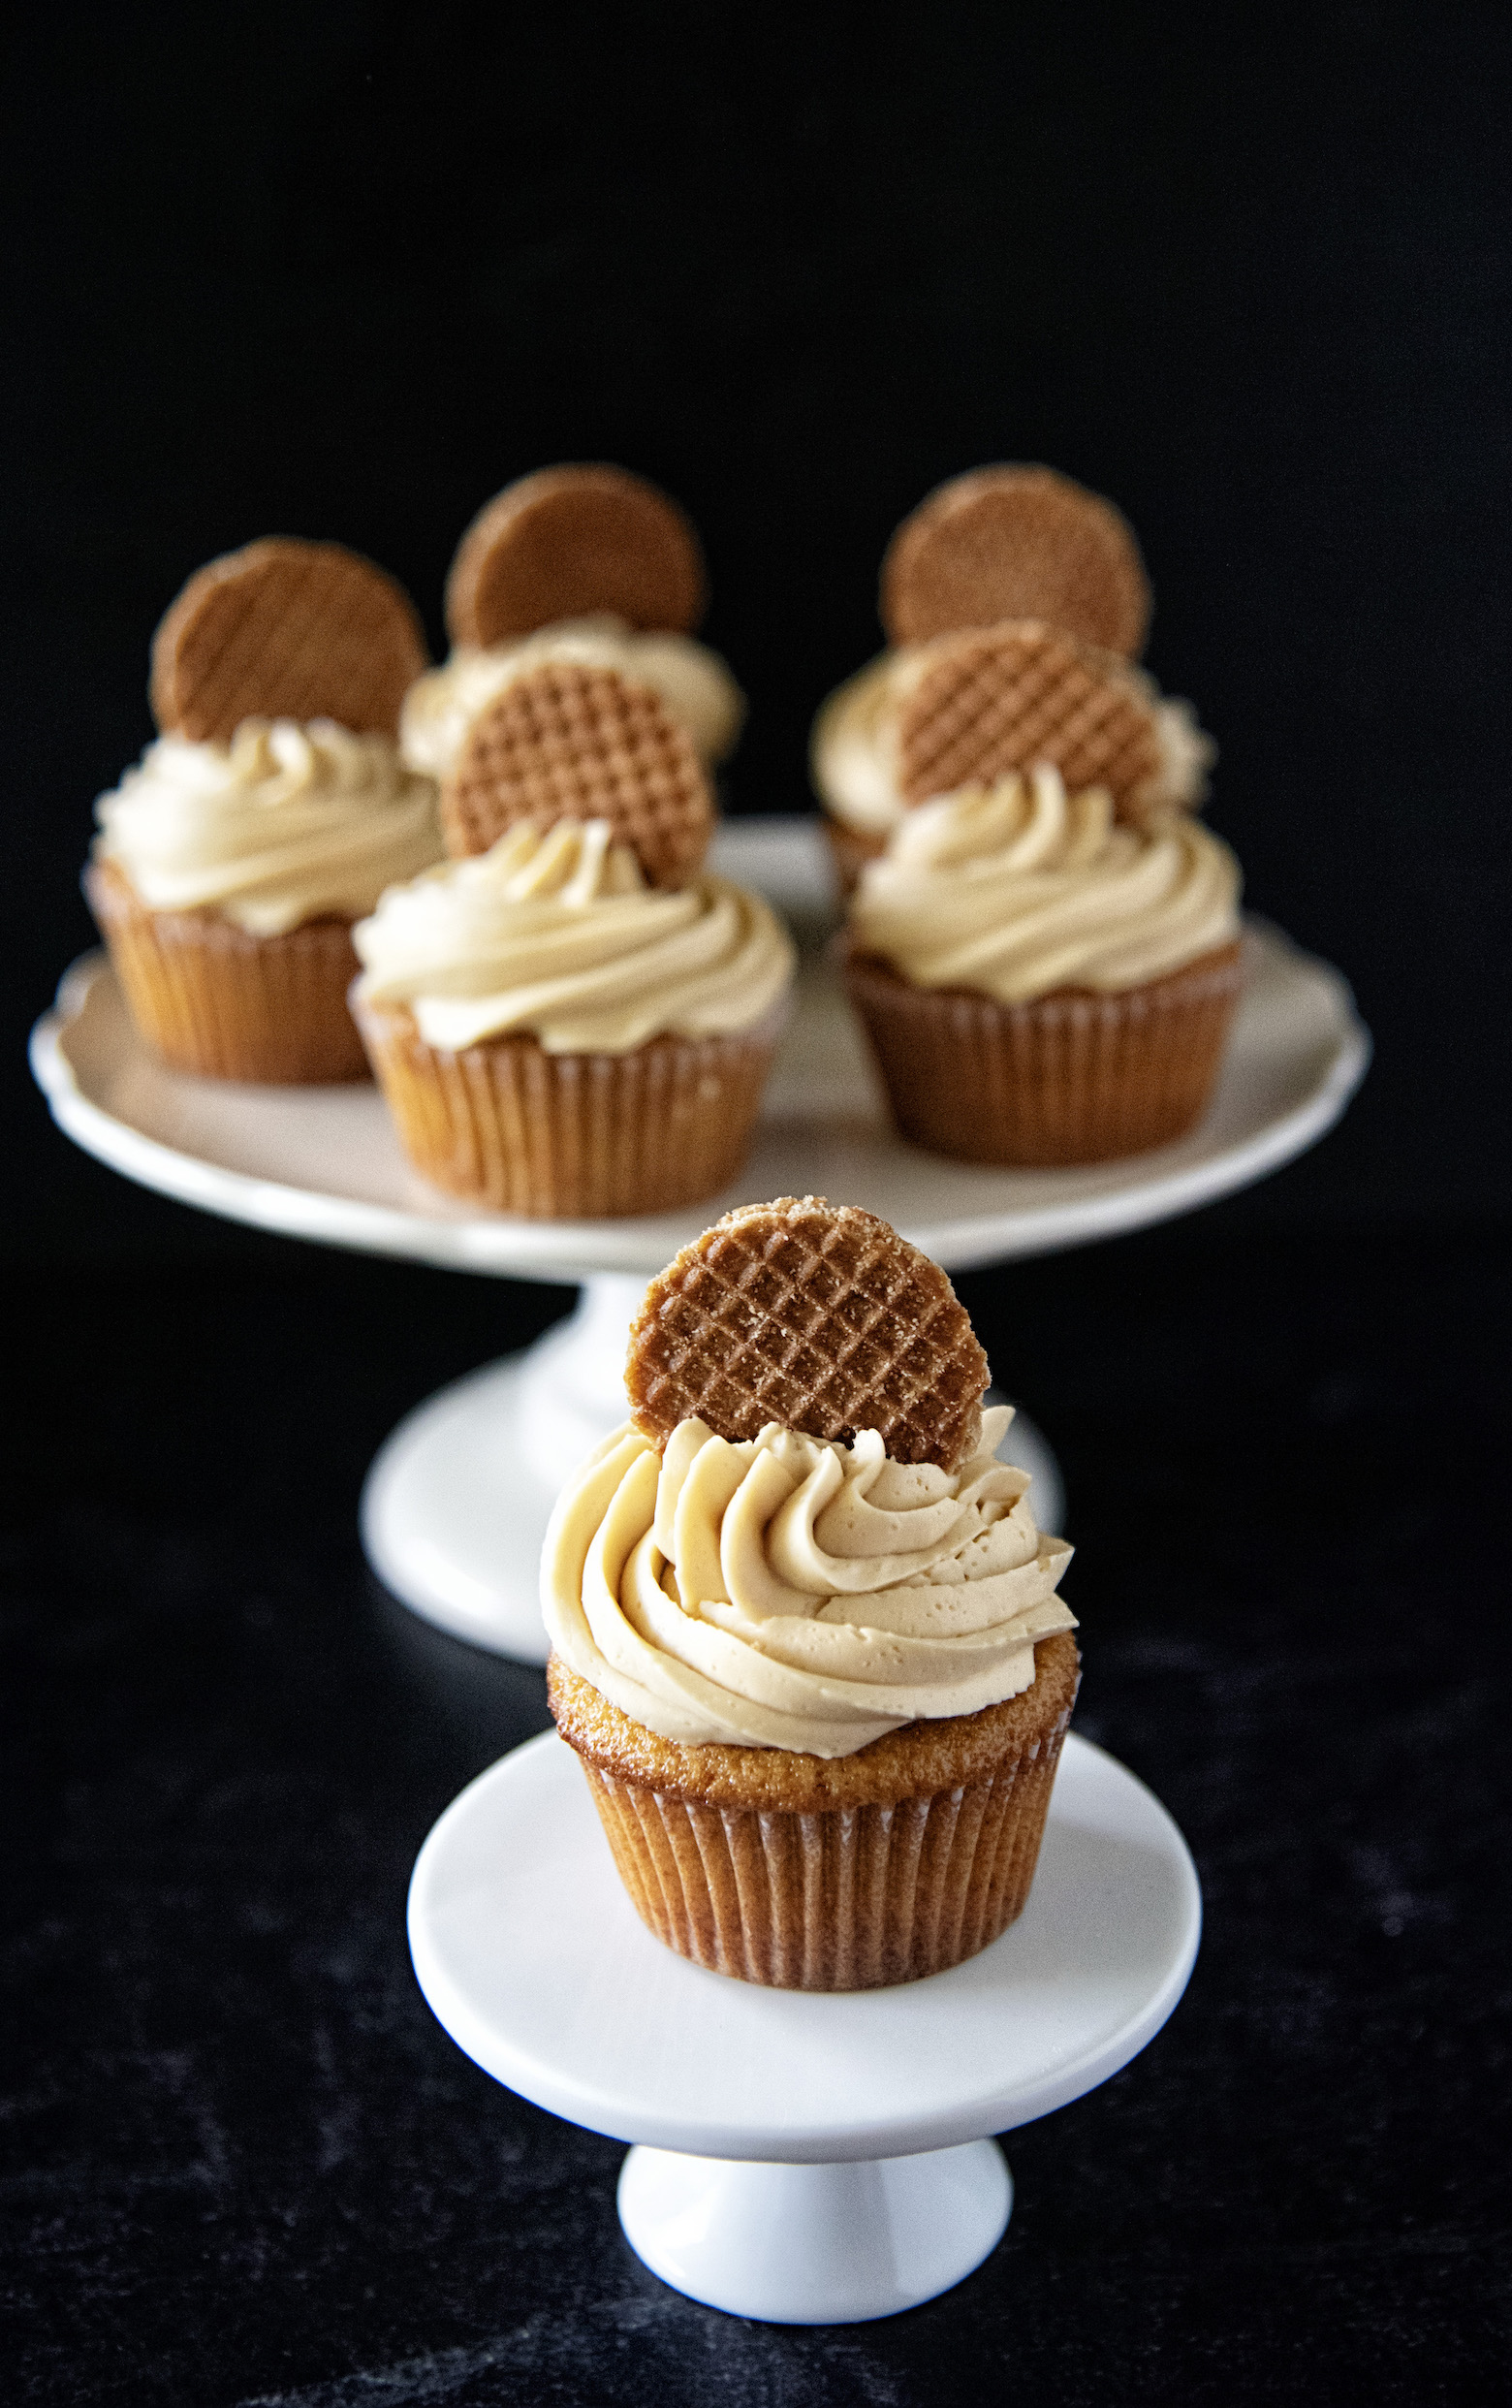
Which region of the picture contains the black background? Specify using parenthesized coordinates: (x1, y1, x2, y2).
(5, 6, 1511, 2402)
(6, 0, 1512, 1258)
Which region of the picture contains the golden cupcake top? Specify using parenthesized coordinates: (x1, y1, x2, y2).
(350, 817, 793, 1055)
(398, 618, 743, 783)
(543, 1198, 1075, 1758)
(848, 767, 1243, 1004)
(92, 718, 442, 937)
(811, 466, 1213, 841)
(401, 464, 742, 797)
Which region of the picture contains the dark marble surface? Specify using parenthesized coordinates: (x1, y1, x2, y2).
(4, 1220, 1509, 2403)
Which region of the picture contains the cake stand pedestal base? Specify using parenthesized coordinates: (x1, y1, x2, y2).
(616, 2139, 1012, 2324)
(408, 1730, 1201, 2326)
(359, 1273, 1066, 1663)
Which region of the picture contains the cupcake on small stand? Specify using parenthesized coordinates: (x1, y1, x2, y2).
(87, 539, 441, 1083)
(399, 464, 745, 790)
(544, 1194, 1079, 1990)
(352, 654, 794, 1219)
(811, 464, 1213, 893)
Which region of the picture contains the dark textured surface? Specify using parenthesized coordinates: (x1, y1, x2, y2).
(4, 1219, 1509, 2402)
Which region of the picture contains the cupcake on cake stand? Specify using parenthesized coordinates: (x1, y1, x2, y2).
(31, 816, 1368, 1661)
(407, 1717, 1200, 2322)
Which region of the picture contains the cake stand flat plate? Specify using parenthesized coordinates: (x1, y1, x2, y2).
(407, 1729, 1201, 2165)
(31, 819, 1369, 1282)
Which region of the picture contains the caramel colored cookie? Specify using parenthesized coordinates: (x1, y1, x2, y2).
(880, 464, 1150, 657)
(444, 464, 707, 648)
(149, 538, 428, 745)
(439, 658, 714, 886)
(895, 620, 1163, 814)
(626, 1195, 990, 1471)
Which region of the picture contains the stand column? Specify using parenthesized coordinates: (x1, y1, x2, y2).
(616, 2140, 1013, 2324)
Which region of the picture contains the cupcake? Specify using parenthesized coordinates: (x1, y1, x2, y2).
(399, 464, 744, 786)
(86, 538, 441, 1083)
(810, 464, 1213, 891)
(843, 766, 1244, 1165)
(351, 705, 795, 1217)
(545, 1195, 1080, 1990)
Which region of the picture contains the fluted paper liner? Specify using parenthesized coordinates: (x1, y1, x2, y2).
(550, 1634, 1079, 1989)
(354, 993, 782, 1219)
(86, 857, 368, 1083)
(844, 935, 1244, 1166)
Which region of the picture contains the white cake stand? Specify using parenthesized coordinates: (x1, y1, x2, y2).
(407, 1726, 1202, 2323)
(30, 819, 1370, 1661)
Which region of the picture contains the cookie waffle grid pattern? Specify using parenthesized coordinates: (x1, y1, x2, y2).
(897, 626, 1161, 808)
(440, 662, 713, 885)
(151, 544, 426, 745)
(627, 1201, 988, 1470)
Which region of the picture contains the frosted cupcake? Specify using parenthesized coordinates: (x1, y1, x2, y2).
(400, 464, 744, 785)
(844, 767, 1244, 1164)
(810, 464, 1213, 891)
(546, 1196, 1080, 1990)
(85, 538, 440, 1083)
(351, 819, 794, 1218)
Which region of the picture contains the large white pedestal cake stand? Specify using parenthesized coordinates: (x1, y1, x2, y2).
(31, 818, 1369, 1663)
(407, 1726, 1202, 2323)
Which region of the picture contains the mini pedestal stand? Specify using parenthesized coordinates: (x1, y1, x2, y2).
(408, 1727, 1202, 2324)
(360, 1274, 1064, 1663)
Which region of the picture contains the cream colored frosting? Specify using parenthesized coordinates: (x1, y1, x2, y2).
(352, 818, 795, 1055)
(810, 648, 1214, 835)
(92, 719, 443, 936)
(399, 616, 745, 778)
(543, 1404, 1075, 1757)
(849, 768, 1243, 1002)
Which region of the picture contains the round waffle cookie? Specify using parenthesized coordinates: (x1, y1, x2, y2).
(895, 620, 1164, 814)
(880, 464, 1150, 657)
(444, 464, 707, 649)
(149, 538, 428, 745)
(439, 658, 714, 886)
(625, 1196, 990, 1473)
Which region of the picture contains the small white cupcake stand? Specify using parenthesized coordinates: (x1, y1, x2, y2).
(407, 1725, 1201, 2322)
(31, 818, 1369, 1663)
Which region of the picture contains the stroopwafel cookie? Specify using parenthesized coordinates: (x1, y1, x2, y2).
(439, 658, 714, 886)
(881, 464, 1150, 657)
(445, 464, 707, 648)
(625, 1195, 990, 1472)
(895, 620, 1163, 815)
(149, 538, 428, 745)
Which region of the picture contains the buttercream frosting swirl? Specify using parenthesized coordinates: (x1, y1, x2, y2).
(811, 649, 1214, 835)
(399, 616, 745, 779)
(849, 768, 1243, 1001)
(352, 818, 795, 1054)
(92, 719, 443, 936)
(543, 1405, 1075, 1758)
